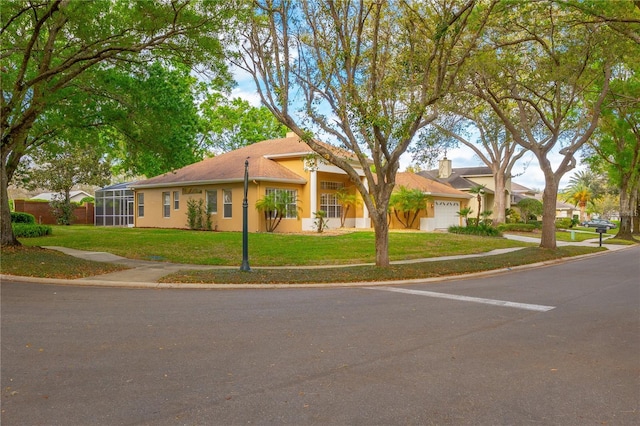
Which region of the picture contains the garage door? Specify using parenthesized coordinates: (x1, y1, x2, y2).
(434, 200, 460, 229)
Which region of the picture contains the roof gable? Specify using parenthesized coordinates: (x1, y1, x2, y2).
(395, 173, 471, 198)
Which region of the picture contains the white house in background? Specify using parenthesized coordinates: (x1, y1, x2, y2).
(31, 190, 92, 203)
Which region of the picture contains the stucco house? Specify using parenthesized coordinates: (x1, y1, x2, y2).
(129, 133, 471, 233)
(418, 159, 512, 220)
(392, 172, 471, 231)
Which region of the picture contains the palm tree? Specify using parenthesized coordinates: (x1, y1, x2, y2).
(469, 185, 486, 226)
(456, 207, 473, 227)
(564, 183, 593, 222)
(255, 191, 298, 232)
(335, 187, 361, 228)
(388, 186, 429, 229)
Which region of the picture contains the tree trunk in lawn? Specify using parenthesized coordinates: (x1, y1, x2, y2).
(1, 152, 20, 246)
(616, 182, 635, 240)
(540, 176, 559, 249)
(633, 192, 640, 236)
(493, 171, 507, 225)
(1, 167, 19, 246)
(370, 210, 390, 267)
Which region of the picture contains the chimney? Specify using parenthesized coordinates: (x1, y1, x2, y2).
(438, 157, 452, 179)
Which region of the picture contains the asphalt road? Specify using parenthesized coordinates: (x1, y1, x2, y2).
(2, 246, 639, 425)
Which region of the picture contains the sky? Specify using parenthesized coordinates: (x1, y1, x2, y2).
(229, 68, 584, 192)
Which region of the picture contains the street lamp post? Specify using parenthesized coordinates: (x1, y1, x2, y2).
(240, 158, 251, 272)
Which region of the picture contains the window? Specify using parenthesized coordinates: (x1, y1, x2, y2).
(173, 191, 179, 210)
(223, 189, 232, 218)
(137, 193, 144, 217)
(266, 188, 298, 219)
(206, 190, 217, 214)
(321, 181, 345, 190)
(162, 192, 170, 217)
(320, 193, 342, 218)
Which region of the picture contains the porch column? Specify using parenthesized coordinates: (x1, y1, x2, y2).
(357, 176, 370, 228)
(309, 168, 318, 216)
(302, 158, 319, 231)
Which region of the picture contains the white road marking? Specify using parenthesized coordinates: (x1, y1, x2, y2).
(367, 286, 555, 312)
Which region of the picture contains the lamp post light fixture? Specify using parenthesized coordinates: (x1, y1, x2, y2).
(240, 158, 251, 272)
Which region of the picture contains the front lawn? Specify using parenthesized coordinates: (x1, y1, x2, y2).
(160, 246, 604, 284)
(1, 246, 128, 279)
(19, 226, 532, 266)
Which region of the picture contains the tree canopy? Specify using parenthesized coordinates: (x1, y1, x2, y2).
(200, 94, 288, 154)
(463, 0, 623, 248)
(1, 0, 244, 245)
(239, 0, 494, 266)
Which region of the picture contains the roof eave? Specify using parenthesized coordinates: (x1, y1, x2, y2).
(130, 176, 307, 189)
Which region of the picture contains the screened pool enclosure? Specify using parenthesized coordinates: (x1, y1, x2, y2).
(94, 182, 135, 226)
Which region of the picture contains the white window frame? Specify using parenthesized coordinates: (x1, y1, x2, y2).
(206, 190, 217, 214)
(223, 189, 232, 218)
(162, 192, 170, 218)
(173, 191, 179, 210)
(266, 188, 298, 219)
(320, 193, 342, 218)
(137, 193, 144, 218)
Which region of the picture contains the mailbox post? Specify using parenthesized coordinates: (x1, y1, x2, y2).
(596, 227, 607, 247)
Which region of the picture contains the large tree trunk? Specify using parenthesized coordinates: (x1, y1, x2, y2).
(1, 158, 19, 246)
(632, 188, 639, 236)
(371, 212, 390, 267)
(540, 177, 559, 249)
(493, 171, 506, 225)
(616, 183, 635, 240)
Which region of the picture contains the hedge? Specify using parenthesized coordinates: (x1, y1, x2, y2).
(448, 224, 502, 237)
(497, 223, 538, 232)
(12, 223, 53, 238)
(10, 212, 36, 224)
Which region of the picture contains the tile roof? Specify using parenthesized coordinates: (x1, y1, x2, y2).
(131, 135, 348, 188)
(419, 166, 495, 192)
(395, 173, 471, 198)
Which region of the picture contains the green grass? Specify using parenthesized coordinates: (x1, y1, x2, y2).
(2, 226, 614, 283)
(1, 246, 128, 279)
(19, 226, 532, 266)
(159, 246, 605, 284)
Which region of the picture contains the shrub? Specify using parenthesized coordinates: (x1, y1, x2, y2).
(49, 197, 76, 225)
(528, 220, 543, 229)
(497, 223, 538, 232)
(186, 198, 212, 230)
(448, 224, 502, 237)
(12, 223, 52, 238)
(10, 212, 36, 224)
(555, 218, 573, 229)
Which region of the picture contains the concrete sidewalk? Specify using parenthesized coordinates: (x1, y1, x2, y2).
(42, 245, 527, 283)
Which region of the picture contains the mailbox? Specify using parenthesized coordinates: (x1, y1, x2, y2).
(596, 227, 607, 234)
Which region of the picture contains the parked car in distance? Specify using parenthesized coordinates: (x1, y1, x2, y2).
(581, 219, 617, 230)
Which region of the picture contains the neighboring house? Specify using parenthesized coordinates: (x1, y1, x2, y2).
(418, 159, 512, 219)
(510, 182, 580, 220)
(129, 133, 471, 233)
(510, 182, 538, 205)
(392, 173, 471, 231)
(31, 190, 92, 203)
(555, 200, 581, 220)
